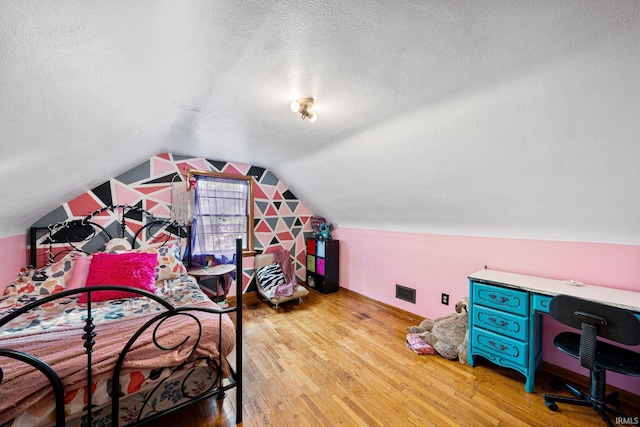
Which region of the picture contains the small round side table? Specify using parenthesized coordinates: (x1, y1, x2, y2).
(188, 264, 236, 307)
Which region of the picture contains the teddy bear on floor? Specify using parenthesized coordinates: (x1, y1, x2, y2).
(408, 297, 469, 363)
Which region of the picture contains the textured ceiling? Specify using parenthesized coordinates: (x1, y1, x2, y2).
(2, 1, 640, 244)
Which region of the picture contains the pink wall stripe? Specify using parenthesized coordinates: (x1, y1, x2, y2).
(334, 227, 640, 394)
(0, 235, 27, 289)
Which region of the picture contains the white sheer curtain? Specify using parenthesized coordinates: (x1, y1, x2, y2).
(191, 176, 248, 262)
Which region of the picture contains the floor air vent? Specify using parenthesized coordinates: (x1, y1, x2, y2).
(395, 284, 416, 304)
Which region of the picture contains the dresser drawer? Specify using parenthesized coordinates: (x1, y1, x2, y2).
(473, 305, 528, 342)
(472, 282, 528, 316)
(472, 326, 527, 366)
(532, 294, 552, 314)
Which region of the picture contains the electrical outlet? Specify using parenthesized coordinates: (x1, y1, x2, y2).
(441, 293, 449, 305)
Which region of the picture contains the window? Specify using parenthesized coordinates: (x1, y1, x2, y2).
(189, 170, 254, 264)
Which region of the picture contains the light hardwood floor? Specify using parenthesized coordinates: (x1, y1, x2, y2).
(149, 288, 640, 426)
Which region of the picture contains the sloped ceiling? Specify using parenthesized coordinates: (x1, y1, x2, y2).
(2, 1, 640, 244)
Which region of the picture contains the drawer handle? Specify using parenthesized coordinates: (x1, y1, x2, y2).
(477, 312, 522, 334)
(488, 340, 508, 352)
(490, 294, 510, 303)
(485, 339, 520, 357)
(490, 317, 508, 327)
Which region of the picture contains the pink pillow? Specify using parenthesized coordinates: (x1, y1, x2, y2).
(67, 255, 91, 291)
(79, 252, 158, 302)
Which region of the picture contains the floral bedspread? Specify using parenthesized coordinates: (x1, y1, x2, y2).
(0, 260, 234, 427)
(7, 359, 216, 427)
(0, 274, 210, 336)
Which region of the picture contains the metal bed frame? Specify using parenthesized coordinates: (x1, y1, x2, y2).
(0, 205, 242, 426)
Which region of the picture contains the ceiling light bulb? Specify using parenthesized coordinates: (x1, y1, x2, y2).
(290, 101, 301, 112)
(308, 112, 317, 122)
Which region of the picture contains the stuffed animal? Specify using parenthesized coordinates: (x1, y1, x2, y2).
(318, 222, 334, 240)
(457, 329, 469, 365)
(408, 297, 469, 363)
(310, 216, 326, 236)
(311, 216, 335, 240)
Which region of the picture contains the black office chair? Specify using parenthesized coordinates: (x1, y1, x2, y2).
(543, 294, 640, 426)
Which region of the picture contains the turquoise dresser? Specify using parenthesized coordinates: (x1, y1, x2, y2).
(467, 269, 639, 393)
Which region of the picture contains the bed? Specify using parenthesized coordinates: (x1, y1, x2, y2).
(0, 205, 242, 426)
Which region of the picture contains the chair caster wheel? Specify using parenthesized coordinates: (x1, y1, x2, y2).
(606, 391, 620, 407)
(550, 376, 563, 390)
(545, 401, 558, 411)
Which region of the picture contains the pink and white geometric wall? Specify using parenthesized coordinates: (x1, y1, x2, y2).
(33, 153, 314, 293)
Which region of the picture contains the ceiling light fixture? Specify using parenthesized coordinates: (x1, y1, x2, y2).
(290, 98, 317, 122)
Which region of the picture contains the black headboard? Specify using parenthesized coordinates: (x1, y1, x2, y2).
(29, 205, 188, 267)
